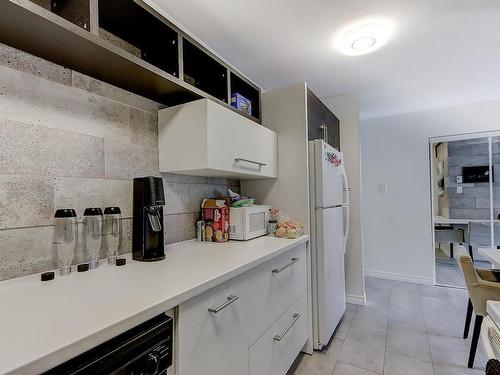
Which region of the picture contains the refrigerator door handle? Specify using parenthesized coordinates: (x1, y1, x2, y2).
(341, 171, 350, 254)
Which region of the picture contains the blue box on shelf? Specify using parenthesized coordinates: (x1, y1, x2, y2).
(231, 92, 252, 117)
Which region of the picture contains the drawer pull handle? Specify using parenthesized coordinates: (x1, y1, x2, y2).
(274, 313, 301, 342)
(208, 295, 239, 313)
(235, 157, 267, 167)
(272, 257, 300, 274)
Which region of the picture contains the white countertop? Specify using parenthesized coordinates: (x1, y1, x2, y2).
(0, 235, 309, 375)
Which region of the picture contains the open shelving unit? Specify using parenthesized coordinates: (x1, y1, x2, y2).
(98, 0, 179, 78)
(230, 72, 261, 120)
(183, 39, 228, 104)
(0, 0, 262, 122)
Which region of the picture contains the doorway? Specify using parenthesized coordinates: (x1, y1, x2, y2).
(430, 132, 499, 288)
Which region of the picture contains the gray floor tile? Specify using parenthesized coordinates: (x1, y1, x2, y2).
(287, 339, 343, 375)
(351, 305, 389, 333)
(387, 321, 431, 363)
(419, 284, 450, 299)
(384, 352, 434, 375)
(430, 344, 486, 374)
(339, 326, 386, 373)
(389, 296, 426, 329)
(334, 310, 356, 340)
(365, 289, 391, 308)
(447, 288, 469, 317)
(424, 312, 464, 339)
(427, 331, 471, 353)
(390, 281, 420, 301)
(332, 362, 379, 375)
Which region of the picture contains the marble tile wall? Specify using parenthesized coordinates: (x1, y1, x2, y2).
(448, 138, 500, 220)
(446, 138, 500, 247)
(0, 43, 240, 281)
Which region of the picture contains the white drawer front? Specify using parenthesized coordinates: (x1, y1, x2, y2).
(178, 276, 249, 375)
(249, 292, 308, 375)
(248, 243, 307, 345)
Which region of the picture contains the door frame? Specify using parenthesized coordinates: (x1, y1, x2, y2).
(429, 130, 500, 287)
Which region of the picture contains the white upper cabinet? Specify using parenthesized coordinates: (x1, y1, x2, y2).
(158, 99, 278, 179)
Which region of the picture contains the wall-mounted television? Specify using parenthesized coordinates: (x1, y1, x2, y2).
(462, 166, 494, 183)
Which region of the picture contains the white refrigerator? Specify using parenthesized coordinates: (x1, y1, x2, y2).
(309, 139, 349, 350)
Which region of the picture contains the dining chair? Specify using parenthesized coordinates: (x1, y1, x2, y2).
(457, 246, 500, 368)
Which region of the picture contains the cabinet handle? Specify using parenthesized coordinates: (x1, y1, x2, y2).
(272, 257, 299, 274)
(235, 157, 267, 167)
(208, 295, 239, 313)
(274, 313, 301, 341)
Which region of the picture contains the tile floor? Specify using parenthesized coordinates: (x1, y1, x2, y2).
(288, 277, 488, 375)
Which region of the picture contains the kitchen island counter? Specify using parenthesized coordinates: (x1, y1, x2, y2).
(0, 235, 309, 375)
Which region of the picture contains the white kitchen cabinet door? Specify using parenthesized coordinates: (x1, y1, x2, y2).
(249, 292, 308, 375)
(247, 243, 307, 346)
(206, 101, 277, 178)
(177, 275, 249, 375)
(158, 99, 277, 179)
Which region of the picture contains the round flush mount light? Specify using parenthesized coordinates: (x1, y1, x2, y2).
(351, 36, 376, 50)
(335, 18, 395, 56)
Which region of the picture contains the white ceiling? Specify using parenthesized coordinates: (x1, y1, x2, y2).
(151, 0, 500, 119)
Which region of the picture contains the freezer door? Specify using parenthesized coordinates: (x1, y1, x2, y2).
(313, 140, 343, 208)
(315, 207, 346, 346)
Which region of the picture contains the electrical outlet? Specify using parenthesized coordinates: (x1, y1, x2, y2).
(457, 186, 463, 194)
(457, 176, 463, 184)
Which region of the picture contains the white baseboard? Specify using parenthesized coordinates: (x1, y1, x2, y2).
(365, 269, 434, 285)
(346, 293, 366, 306)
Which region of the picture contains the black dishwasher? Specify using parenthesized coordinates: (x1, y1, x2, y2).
(43, 314, 173, 375)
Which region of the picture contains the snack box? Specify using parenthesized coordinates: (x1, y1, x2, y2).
(231, 92, 252, 116)
(201, 199, 230, 242)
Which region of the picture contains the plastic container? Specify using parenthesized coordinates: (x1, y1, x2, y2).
(83, 208, 103, 270)
(103, 207, 122, 265)
(53, 209, 78, 276)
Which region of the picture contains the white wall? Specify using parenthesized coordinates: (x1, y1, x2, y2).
(360, 99, 500, 284)
(323, 94, 366, 304)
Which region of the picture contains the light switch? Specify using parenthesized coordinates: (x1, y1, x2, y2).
(457, 176, 463, 184)
(457, 186, 463, 194)
(378, 184, 389, 194)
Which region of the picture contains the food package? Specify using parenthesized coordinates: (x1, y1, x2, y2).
(201, 199, 230, 243)
(228, 189, 255, 207)
(231, 92, 252, 116)
(269, 208, 304, 239)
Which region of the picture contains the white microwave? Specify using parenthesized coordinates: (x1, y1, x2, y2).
(229, 205, 271, 240)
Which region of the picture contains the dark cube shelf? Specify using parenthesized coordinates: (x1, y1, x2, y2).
(4, 0, 262, 122)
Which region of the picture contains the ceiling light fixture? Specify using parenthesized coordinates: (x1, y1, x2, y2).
(335, 18, 395, 56)
(351, 36, 376, 50)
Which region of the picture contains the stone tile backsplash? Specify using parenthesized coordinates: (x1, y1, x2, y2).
(0, 42, 240, 281)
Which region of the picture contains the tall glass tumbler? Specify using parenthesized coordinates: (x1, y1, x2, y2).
(83, 208, 103, 270)
(103, 207, 122, 265)
(53, 209, 78, 276)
